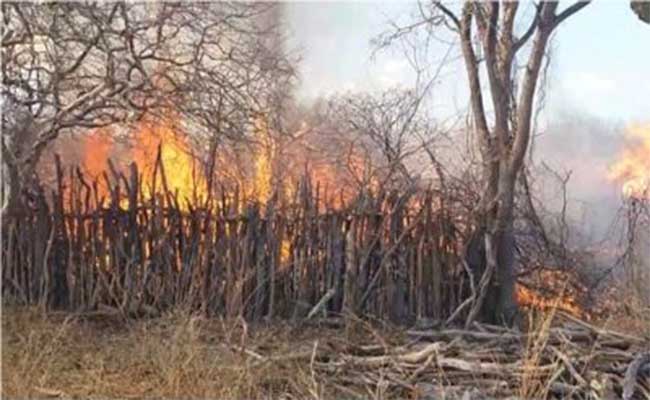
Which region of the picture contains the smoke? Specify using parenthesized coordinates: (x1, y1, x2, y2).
(533, 111, 627, 242)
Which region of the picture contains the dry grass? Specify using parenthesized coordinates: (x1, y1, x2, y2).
(518, 306, 559, 399)
(1, 305, 341, 399)
(601, 296, 650, 340)
(2, 303, 648, 399)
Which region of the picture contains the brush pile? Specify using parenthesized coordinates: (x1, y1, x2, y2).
(248, 313, 650, 399)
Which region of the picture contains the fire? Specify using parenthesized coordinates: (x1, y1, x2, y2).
(609, 123, 650, 199)
(516, 283, 584, 318)
(307, 157, 363, 209)
(82, 130, 113, 182)
(252, 114, 274, 204)
(515, 269, 587, 318)
(280, 239, 291, 267)
(81, 129, 115, 205)
(248, 114, 376, 209)
(74, 111, 378, 213)
(131, 117, 206, 207)
(76, 116, 207, 210)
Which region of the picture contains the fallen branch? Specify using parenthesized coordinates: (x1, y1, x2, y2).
(346, 342, 443, 367)
(623, 351, 650, 400)
(307, 288, 336, 320)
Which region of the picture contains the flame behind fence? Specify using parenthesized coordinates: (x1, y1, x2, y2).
(3, 155, 471, 321)
(3, 148, 591, 321)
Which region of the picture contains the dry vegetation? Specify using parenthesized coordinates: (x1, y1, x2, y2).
(2, 305, 336, 399)
(3, 303, 649, 399)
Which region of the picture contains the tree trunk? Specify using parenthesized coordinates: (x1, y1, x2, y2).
(1, 159, 24, 216)
(466, 159, 520, 325)
(495, 226, 517, 324)
(466, 223, 516, 325)
(2, 113, 42, 218)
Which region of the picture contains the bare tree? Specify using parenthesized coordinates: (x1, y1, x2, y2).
(1, 2, 294, 214)
(322, 90, 437, 190)
(380, 1, 591, 324)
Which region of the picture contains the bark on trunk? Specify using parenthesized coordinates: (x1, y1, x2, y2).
(1, 160, 24, 216)
(495, 226, 517, 324)
(466, 223, 516, 325)
(2, 114, 42, 218)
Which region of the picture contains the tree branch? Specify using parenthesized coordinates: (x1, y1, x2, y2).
(458, 3, 491, 152)
(552, 1, 592, 30)
(510, 1, 589, 174)
(434, 2, 461, 30)
(513, 3, 542, 53)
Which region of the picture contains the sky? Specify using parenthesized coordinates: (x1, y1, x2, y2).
(286, 1, 649, 122)
(285, 1, 650, 240)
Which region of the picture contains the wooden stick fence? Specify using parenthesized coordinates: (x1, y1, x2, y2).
(2, 156, 472, 323)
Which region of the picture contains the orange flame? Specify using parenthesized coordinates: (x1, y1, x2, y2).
(77, 116, 207, 210)
(81, 129, 115, 205)
(514, 268, 587, 318)
(516, 283, 584, 318)
(76, 113, 378, 213)
(609, 123, 650, 199)
(131, 117, 207, 208)
(252, 115, 274, 204)
(82, 130, 113, 182)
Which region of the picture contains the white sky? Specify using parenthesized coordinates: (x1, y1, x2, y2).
(286, 1, 650, 123)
